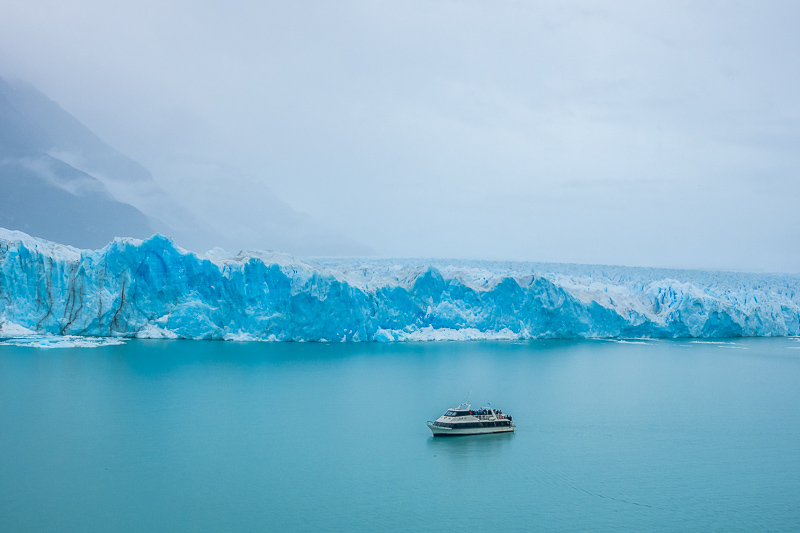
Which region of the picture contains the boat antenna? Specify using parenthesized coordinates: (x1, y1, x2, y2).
(467, 390, 472, 406)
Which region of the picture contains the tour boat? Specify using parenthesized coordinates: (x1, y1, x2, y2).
(427, 403, 515, 437)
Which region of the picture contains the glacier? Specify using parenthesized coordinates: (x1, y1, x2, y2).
(1, 228, 799, 342)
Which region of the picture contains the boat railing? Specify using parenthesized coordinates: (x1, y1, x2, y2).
(472, 414, 512, 421)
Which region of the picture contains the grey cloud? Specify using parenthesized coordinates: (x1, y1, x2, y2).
(0, 0, 798, 270)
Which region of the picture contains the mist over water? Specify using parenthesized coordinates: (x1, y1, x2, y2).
(1, 338, 799, 531)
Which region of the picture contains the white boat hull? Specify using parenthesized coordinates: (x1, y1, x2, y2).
(427, 421, 515, 437)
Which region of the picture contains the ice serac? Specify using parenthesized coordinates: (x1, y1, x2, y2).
(1, 228, 799, 341)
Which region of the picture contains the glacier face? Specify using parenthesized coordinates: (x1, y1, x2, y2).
(1, 228, 799, 342)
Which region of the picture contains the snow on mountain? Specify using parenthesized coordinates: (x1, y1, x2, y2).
(1, 228, 798, 342)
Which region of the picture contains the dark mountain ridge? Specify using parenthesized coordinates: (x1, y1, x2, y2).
(0, 75, 372, 256)
(0, 76, 154, 248)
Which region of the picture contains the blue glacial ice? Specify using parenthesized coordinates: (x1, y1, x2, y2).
(1, 228, 799, 342)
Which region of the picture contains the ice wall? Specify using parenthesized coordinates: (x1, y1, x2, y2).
(1, 228, 798, 341)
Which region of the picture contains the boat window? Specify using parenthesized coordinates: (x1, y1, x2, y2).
(445, 410, 468, 417)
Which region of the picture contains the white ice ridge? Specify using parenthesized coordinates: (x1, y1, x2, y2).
(1, 228, 799, 342)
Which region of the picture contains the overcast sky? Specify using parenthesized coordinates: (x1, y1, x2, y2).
(1, 0, 799, 272)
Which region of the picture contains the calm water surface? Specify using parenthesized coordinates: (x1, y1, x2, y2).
(1, 338, 800, 531)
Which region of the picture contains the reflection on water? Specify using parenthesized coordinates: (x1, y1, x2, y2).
(427, 431, 516, 459)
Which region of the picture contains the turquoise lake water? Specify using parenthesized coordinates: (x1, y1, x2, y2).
(1, 337, 799, 531)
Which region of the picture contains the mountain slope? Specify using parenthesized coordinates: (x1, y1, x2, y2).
(0, 77, 156, 249)
(0, 75, 217, 249)
(0, 155, 154, 249)
(0, 75, 371, 256)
